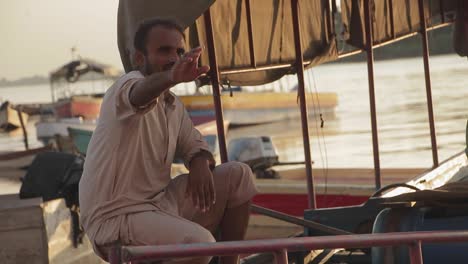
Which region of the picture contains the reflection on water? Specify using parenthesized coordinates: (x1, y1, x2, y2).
(228, 54, 468, 168)
(1, 54, 467, 169)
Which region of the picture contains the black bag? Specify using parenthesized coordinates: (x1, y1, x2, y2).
(19, 151, 84, 246)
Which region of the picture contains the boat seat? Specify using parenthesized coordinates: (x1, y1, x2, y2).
(372, 206, 468, 264)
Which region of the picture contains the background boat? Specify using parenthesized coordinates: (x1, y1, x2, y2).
(0, 145, 53, 182)
(48, 59, 121, 120)
(0, 101, 29, 132)
(181, 91, 338, 126)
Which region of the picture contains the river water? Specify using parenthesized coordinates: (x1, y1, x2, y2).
(1, 54, 467, 169)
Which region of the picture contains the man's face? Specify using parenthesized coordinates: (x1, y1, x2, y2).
(137, 26, 185, 75)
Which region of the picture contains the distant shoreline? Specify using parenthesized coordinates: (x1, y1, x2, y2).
(0, 74, 115, 89)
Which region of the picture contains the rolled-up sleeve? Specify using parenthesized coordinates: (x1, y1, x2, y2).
(115, 71, 158, 120)
(176, 109, 215, 169)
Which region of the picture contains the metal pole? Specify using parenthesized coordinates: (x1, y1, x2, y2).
(251, 204, 351, 235)
(274, 249, 289, 264)
(418, 0, 439, 168)
(108, 246, 122, 264)
(364, 0, 382, 190)
(409, 241, 424, 264)
(16, 107, 29, 150)
(50, 79, 55, 103)
(203, 9, 228, 163)
(290, 0, 316, 209)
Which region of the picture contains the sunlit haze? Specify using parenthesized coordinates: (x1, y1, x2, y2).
(0, 0, 121, 80)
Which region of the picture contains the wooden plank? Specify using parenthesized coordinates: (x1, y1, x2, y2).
(0, 228, 48, 264)
(0, 195, 48, 264)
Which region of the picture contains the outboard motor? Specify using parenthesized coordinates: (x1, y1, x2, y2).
(228, 136, 279, 178)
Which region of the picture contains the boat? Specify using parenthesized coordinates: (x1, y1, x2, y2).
(47, 59, 338, 127)
(67, 120, 229, 160)
(0, 193, 105, 264)
(48, 59, 121, 120)
(0, 101, 29, 132)
(106, 0, 468, 263)
(0, 145, 54, 182)
(53, 95, 103, 120)
(180, 90, 338, 126)
(35, 117, 96, 145)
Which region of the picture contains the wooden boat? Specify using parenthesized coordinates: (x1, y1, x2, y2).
(0, 102, 29, 132)
(67, 127, 93, 155)
(0, 194, 104, 264)
(180, 91, 338, 126)
(66, 120, 229, 158)
(54, 95, 103, 120)
(48, 61, 338, 126)
(35, 117, 96, 145)
(49, 59, 121, 120)
(0, 145, 53, 182)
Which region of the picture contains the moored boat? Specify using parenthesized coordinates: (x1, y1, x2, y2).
(180, 91, 338, 126)
(53, 95, 103, 120)
(0, 145, 54, 182)
(0, 101, 29, 132)
(49, 59, 121, 120)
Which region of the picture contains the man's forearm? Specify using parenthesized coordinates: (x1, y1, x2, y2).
(129, 71, 175, 107)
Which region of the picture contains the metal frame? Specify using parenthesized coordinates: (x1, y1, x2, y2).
(364, 0, 382, 190)
(418, 0, 439, 168)
(203, 0, 452, 208)
(104, 3, 462, 263)
(204, 9, 228, 163)
(290, 0, 316, 209)
(108, 230, 468, 264)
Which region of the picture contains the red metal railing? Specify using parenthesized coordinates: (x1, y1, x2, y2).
(108, 230, 468, 264)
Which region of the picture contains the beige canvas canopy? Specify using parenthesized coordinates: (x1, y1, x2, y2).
(117, 0, 467, 86)
(117, 0, 338, 86)
(341, 0, 467, 56)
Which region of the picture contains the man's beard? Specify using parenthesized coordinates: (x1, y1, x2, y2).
(142, 57, 174, 75)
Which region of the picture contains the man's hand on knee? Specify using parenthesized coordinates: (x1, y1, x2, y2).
(186, 156, 216, 212)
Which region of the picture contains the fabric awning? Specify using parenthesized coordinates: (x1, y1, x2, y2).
(117, 0, 338, 86)
(341, 0, 467, 58)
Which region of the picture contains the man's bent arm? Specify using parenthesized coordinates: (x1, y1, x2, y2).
(129, 71, 174, 107)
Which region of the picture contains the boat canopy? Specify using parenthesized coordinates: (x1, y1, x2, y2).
(49, 59, 122, 83)
(118, 0, 338, 85)
(117, 0, 467, 86)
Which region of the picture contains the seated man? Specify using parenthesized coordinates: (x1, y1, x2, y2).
(79, 18, 257, 264)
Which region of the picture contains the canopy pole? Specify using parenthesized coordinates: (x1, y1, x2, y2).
(291, 0, 316, 209)
(364, 0, 382, 190)
(418, 0, 439, 168)
(245, 0, 257, 68)
(203, 9, 228, 163)
(50, 79, 55, 103)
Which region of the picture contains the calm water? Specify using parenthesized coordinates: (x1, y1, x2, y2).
(1, 54, 467, 169)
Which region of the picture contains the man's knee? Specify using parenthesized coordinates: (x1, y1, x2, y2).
(215, 161, 254, 181)
(182, 227, 216, 244)
(213, 161, 257, 206)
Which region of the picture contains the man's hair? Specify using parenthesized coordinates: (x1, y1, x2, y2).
(134, 17, 185, 54)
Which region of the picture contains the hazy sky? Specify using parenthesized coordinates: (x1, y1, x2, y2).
(0, 0, 122, 80)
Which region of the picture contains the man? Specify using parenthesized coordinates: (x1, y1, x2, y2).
(79, 18, 257, 264)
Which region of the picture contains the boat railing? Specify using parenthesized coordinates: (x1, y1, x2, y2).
(107, 230, 468, 264)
